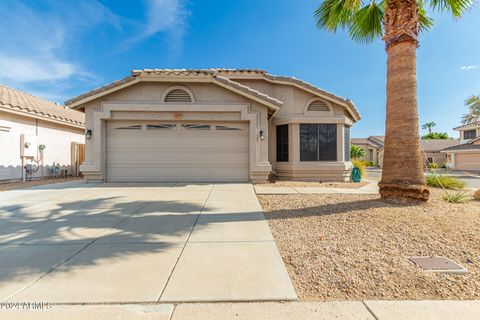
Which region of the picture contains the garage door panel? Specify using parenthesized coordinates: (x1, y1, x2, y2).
(107, 166, 248, 182)
(456, 153, 480, 171)
(107, 152, 248, 165)
(106, 121, 249, 181)
(107, 137, 248, 149)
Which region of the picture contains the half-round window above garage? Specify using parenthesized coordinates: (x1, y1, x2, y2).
(307, 100, 330, 112)
(164, 89, 192, 102)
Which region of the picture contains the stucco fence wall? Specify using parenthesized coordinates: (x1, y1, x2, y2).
(0, 111, 85, 181)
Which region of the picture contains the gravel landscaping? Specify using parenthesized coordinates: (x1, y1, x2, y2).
(0, 177, 81, 191)
(257, 181, 369, 189)
(258, 189, 480, 301)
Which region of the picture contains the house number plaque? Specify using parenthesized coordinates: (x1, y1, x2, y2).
(173, 113, 183, 120)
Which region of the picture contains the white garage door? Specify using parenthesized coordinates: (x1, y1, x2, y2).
(106, 121, 249, 181)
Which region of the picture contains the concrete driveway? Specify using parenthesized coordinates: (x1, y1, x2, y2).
(0, 182, 296, 303)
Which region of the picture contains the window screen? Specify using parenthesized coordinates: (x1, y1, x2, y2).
(300, 124, 337, 161)
(464, 129, 477, 140)
(344, 126, 351, 161)
(276, 125, 289, 162)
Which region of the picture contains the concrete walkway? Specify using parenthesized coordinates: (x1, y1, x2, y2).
(0, 182, 296, 303)
(2, 301, 479, 319)
(255, 181, 379, 195)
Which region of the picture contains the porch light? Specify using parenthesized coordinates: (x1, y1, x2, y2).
(259, 130, 264, 140)
(85, 129, 92, 140)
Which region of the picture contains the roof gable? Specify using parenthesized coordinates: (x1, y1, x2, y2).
(0, 84, 84, 128)
(65, 69, 359, 121)
(65, 70, 281, 112)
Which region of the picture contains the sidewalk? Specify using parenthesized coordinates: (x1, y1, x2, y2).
(2, 300, 479, 319)
(255, 181, 379, 195)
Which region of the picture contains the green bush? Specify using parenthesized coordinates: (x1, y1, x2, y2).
(422, 132, 450, 139)
(367, 161, 375, 167)
(442, 191, 467, 203)
(426, 174, 465, 190)
(352, 158, 366, 177)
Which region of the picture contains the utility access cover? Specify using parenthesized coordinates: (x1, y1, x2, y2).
(408, 256, 468, 274)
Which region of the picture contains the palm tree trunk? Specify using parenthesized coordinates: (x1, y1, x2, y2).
(379, 0, 429, 201)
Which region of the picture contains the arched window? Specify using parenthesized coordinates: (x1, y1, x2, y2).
(163, 88, 193, 102)
(307, 99, 330, 112)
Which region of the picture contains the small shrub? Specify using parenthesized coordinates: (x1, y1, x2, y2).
(427, 162, 439, 169)
(442, 191, 467, 203)
(426, 174, 465, 190)
(474, 190, 480, 201)
(367, 161, 375, 167)
(352, 159, 366, 177)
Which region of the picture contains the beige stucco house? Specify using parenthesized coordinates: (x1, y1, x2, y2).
(0, 84, 85, 181)
(65, 69, 360, 183)
(351, 136, 384, 165)
(442, 122, 480, 171)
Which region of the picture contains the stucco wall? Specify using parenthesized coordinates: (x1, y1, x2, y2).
(0, 111, 84, 180)
(81, 81, 271, 182)
(80, 78, 355, 182)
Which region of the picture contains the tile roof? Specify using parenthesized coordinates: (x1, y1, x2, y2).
(64, 68, 360, 120)
(351, 136, 384, 148)
(213, 75, 282, 107)
(420, 139, 460, 151)
(442, 143, 480, 152)
(0, 84, 84, 128)
(453, 121, 480, 130)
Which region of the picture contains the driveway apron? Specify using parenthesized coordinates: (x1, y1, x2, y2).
(1, 182, 297, 303)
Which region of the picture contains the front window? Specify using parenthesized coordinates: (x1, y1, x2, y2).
(276, 125, 289, 162)
(300, 124, 337, 161)
(344, 126, 351, 161)
(464, 129, 476, 140)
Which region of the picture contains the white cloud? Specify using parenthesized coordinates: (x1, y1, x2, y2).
(461, 65, 478, 71)
(0, 0, 119, 84)
(126, 0, 190, 47)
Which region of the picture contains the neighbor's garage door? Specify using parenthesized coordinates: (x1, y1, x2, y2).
(456, 153, 480, 171)
(106, 121, 249, 181)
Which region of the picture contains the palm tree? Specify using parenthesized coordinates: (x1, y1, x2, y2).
(461, 95, 480, 124)
(314, 0, 473, 201)
(351, 144, 366, 159)
(421, 122, 436, 133)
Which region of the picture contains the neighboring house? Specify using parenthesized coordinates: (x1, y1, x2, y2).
(442, 122, 480, 171)
(351, 136, 384, 165)
(354, 135, 458, 168)
(0, 84, 85, 181)
(65, 69, 360, 183)
(421, 139, 460, 166)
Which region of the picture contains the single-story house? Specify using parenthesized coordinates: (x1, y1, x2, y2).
(354, 135, 459, 168)
(0, 84, 85, 181)
(442, 122, 480, 171)
(351, 136, 384, 165)
(421, 139, 460, 166)
(65, 69, 360, 183)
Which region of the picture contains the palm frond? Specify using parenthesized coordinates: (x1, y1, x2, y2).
(418, 0, 434, 32)
(314, 0, 364, 32)
(348, 1, 385, 44)
(465, 95, 480, 111)
(429, 0, 475, 18)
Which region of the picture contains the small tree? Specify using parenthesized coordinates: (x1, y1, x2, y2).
(421, 122, 436, 133)
(351, 144, 366, 160)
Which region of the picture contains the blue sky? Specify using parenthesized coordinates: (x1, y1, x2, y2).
(0, 0, 479, 138)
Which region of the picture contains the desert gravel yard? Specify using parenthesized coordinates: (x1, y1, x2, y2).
(0, 177, 81, 191)
(258, 189, 480, 301)
(256, 181, 369, 188)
